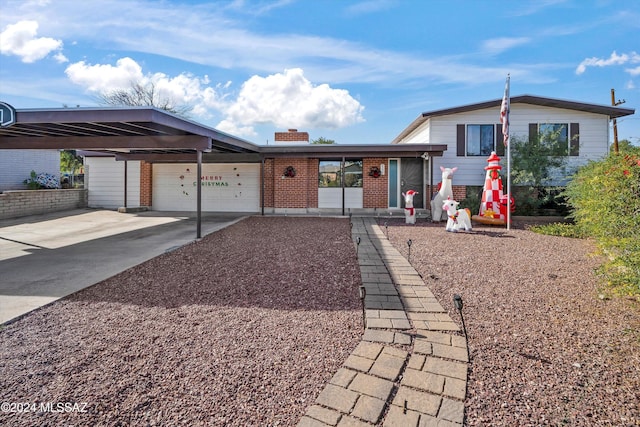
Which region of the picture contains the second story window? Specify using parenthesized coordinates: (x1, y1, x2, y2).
(466, 124, 495, 156)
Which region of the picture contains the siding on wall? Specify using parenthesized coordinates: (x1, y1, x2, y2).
(0, 150, 60, 191)
(85, 157, 141, 209)
(400, 105, 611, 187)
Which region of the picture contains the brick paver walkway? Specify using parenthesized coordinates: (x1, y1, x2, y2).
(298, 217, 468, 426)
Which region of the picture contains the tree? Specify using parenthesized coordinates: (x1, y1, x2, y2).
(311, 137, 335, 144)
(509, 127, 569, 214)
(98, 81, 192, 116)
(612, 139, 635, 154)
(60, 150, 83, 188)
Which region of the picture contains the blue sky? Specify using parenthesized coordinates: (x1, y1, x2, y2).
(1, 0, 638, 146)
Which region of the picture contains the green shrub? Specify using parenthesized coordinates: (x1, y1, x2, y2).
(530, 222, 584, 238)
(564, 145, 640, 296)
(459, 186, 482, 214)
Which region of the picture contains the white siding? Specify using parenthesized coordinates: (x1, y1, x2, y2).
(0, 150, 60, 191)
(85, 157, 140, 209)
(318, 188, 363, 208)
(400, 104, 611, 187)
(153, 163, 260, 212)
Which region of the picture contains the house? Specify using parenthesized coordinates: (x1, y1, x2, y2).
(0, 149, 60, 191)
(392, 95, 635, 200)
(1, 97, 634, 223)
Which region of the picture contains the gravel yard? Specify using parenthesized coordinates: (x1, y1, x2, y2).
(0, 216, 362, 427)
(3, 214, 639, 426)
(385, 219, 640, 426)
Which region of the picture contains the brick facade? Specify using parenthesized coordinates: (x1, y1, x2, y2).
(363, 158, 388, 208)
(452, 185, 467, 201)
(274, 129, 310, 143)
(271, 158, 318, 208)
(140, 161, 153, 207)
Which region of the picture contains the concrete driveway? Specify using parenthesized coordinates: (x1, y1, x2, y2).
(0, 209, 247, 324)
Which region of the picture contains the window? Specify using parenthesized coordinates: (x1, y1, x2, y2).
(457, 124, 504, 156)
(344, 160, 363, 188)
(531, 123, 580, 156)
(319, 160, 341, 187)
(466, 125, 495, 156)
(318, 160, 363, 188)
(539, 123, 568, 155)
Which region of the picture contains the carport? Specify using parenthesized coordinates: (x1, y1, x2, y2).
(0, 106, 261, 238)
(1, 104, 447, 235)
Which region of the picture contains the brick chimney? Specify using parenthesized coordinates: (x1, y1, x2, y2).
(274, 129, 309, 144)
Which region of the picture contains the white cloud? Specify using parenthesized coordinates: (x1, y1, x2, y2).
(65, 57, 232, 113)
(626, 66, 640, 77)
(575, 51, 640, 75)
(0, 20, 65, 63)
(219, 68, 365, 137)
(481, 37, 531, 54)
(63, 59, 362, 137)
(345, 0, 395, 15)
(65, 57, 145, 92)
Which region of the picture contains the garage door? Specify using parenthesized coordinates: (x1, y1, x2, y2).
(153, 163, 260, 212)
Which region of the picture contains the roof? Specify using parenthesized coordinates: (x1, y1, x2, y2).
(0, 106, 447, 161)
(0, 107, 259, 157)
(391, 94, 636, 144)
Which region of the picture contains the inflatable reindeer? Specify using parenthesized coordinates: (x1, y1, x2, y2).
(431, 166, 457, 222)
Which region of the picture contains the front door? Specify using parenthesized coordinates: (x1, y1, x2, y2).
(400, 158, 424, 209)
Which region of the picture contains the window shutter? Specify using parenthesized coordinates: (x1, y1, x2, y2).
(529, 123, 537, 144)
(495, 124, 505, 156)
(569, 123, 579, 156)
(456, 124, 465, 156)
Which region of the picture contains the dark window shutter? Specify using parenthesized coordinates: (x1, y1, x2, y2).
(569, 123, 579, 156)
(529, 123, 538, 144)
(456, 124, 465, 156)
(495, 124, 505, 156)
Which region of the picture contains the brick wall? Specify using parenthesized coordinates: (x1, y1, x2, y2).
(0, 189, 88, 220)
(363, 158, 388, 208)
(274, 129, 309, 143)
(263, 159, 275, 208)
(452, 185, 467, 201)
(140, 161, 153, 207)
(272, 158, 318, 208)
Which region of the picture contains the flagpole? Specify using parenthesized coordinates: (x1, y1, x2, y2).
(499, 74, 511, 231)
(506, 75, 511, 231)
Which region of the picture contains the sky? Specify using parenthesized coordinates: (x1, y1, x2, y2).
(1, 0, 639, 146)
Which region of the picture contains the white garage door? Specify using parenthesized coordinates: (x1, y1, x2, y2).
(153, 163, 260, 212)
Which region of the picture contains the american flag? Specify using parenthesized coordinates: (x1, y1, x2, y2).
(500, 75, 510, 146)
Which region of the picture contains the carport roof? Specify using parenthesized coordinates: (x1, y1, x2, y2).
(0, 107, 260, 155)
(0, 106, 447, 160)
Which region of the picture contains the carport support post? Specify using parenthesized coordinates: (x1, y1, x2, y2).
(197, 150, 202, 239)
(123, 160, 128, 208)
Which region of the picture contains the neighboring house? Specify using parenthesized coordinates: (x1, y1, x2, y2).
(392, 95, 635, 198)
(0, 149, 60, 191)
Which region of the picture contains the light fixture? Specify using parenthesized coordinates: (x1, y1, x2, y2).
(380, 164, 385, 175)
(453, 294, 469, 361)
(359, 285, 367, 330)
(407, 239, 413, 262)
(356, 236, 361, 255)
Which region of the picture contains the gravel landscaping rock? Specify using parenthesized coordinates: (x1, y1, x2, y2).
(384, 219, 640, 426)
(0, 216, 362, 427)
